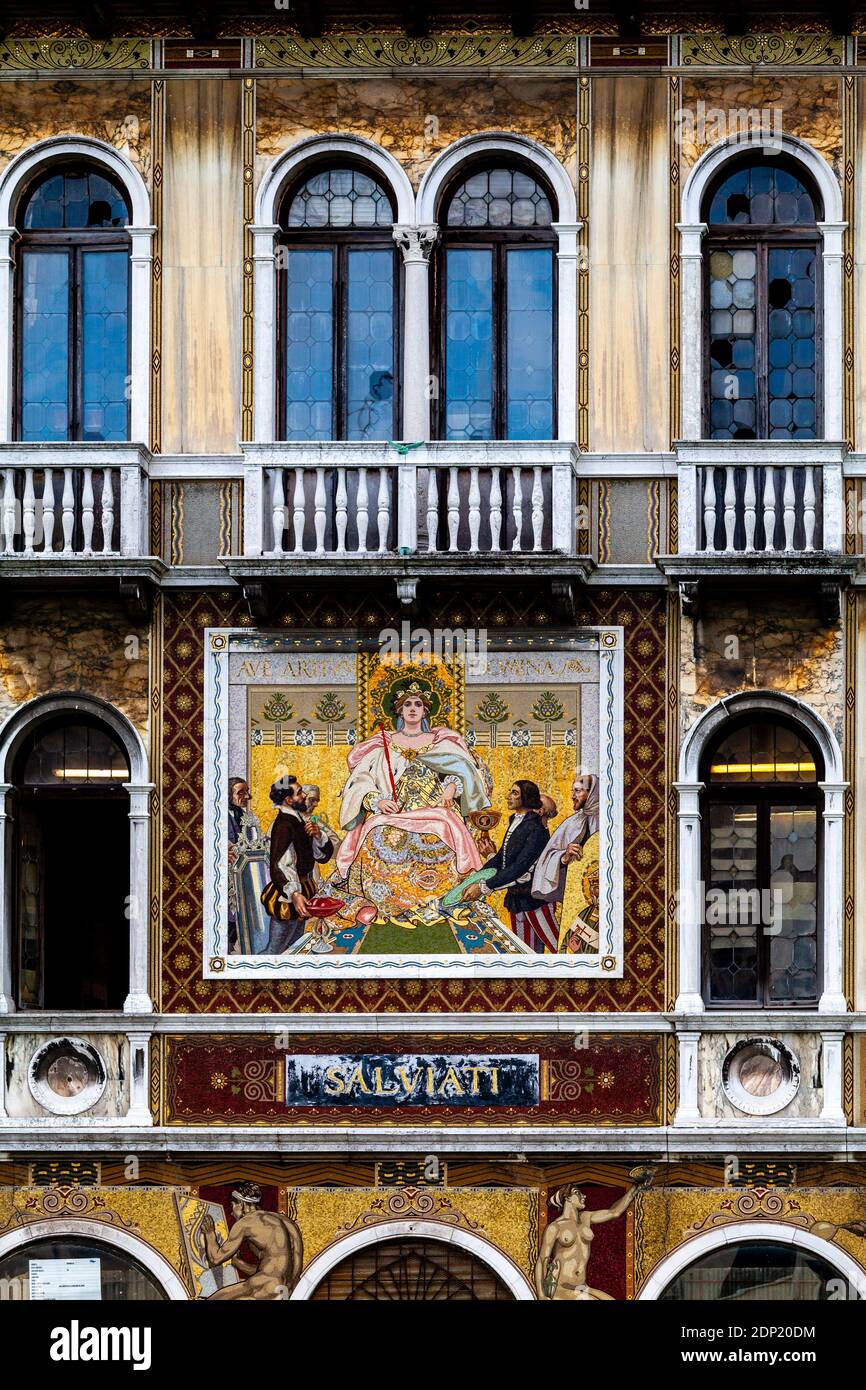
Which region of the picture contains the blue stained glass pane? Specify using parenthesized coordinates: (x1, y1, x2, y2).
(766, 245, 817, 440)
(506, 247, 553, 440)
(445, 248, 493, 440)
(82, 251, 129, 442)
(345, 249, 394, 441)
(21, 250, 69, 441)
(22, 168, 129, 229)
(284, 249, 334, 441)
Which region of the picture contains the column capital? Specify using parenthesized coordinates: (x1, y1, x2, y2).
(393, 223, 439, 263)
(676, 221, 708, 257)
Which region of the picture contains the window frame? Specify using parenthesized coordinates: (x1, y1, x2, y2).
(701, 158, 823, 442)
(14, 167, 132, 444)
(433, 158, 558, 442)
(699, 714, 823, 1010)
(275, 160, 401, 443)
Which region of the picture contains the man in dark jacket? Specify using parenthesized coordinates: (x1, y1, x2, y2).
(266, 775, 334, 953)
(460, 780, 559, 953)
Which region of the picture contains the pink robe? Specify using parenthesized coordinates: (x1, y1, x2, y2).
(336, 728, 485, 879)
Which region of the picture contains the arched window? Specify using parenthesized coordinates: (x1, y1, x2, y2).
(277, 163, 398, 441)
(309, 1237, 515, 1301)
(13, 715, 130, 1009)
(704, 155, 821, 440)
(0, 1235, 167, 1300)
(701, 715, 822, 1007)
(659, 1239, 851, 1301)
(437, 162, 556, 441)
(15, 164, 131, 442)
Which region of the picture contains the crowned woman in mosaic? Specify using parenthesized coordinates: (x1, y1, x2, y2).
(334, 679, 493, 919)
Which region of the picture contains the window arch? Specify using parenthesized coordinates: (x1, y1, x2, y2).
(12, 713, 131, 1009)
(436, 159, 557, 441)
(0, 692, 153, 1015)
(703, 154, 822, 442)
(277, 161, 399, 442)
(700, 712, 822, 1007)
(15, 163, 131, 443)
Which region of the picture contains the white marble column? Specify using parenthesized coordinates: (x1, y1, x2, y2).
(819, 1030, 846, 1123)
(674, 1030, 702, 1124)
(393, 224, 438, 441)
(126, 1030, 153, 1124)
(123, 782, 155, 1014)
(0, 783, 14, 1014)
(817, 222, 846, 441)
(128, 226, 155, 446)
(251, 223, 280, 443)
(675, 780, 705, 1013)
(0, 229, 17, 443)
(551, 221, 583, 442)
(818, 780, 848, 1014)
(676, 223, 707, 441)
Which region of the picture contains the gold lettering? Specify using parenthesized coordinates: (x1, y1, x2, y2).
(323, 1066, 346, 1097)
(395, 1066, 423, 1096)
(345, 1064, 372, 1094)
(426, 1066, 436, 1095)
(468, 1066, 483, 1096)
(438, 1066, 465, 1097)
(489, 1067, 500, 1096)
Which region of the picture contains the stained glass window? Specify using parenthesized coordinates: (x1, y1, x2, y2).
(702, 717, 821, 1007)
(704, 158, 820, 440)
(16, 164, 130, 442)
(279, 165, 397, 440)
(441, 164, 556, 441)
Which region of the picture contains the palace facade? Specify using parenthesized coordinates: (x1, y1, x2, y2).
(1, 3, 865, 1303)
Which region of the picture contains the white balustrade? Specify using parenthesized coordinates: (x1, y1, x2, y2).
(262, 458, 567, 558)
(699, 463, 822, 555)
(266, 465, 397, 556)
(0, 464, 126, 556)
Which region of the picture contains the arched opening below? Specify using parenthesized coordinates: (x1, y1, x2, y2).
(13, 715, 130, 1009)
(308, 1235, 516, 1301)
(658, 1238, 857, 1301)
(0, 1235, 167, 1300)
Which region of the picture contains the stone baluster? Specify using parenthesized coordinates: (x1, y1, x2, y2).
(511, 466, 523, 551)
(803, 466, 816, 551)
(356, 467, 369, 554)
(292, 466, 305, 554)
(531, 465, 544, 551)
(21, 468, 35, 556)
(270, 469, 286, 555)
(376, 469, 390, 553)
(101, 469, 115, 554)
(762, 466, 776, 552)
(782, 465, 796, 550)
(41, 468, 54, 553)
(426, 469, 439, 553)
(722, 466, 736, 552)
(81, 467, 95, 555)
(334, 468, 348, 555)
(2, 470, 15, 552)
(489, 468, 502, 552)
(447, 467, 459, 552)
(313, 467, 326, 555)
(702, 466, 715, 552)
(743, 466, 756, 553)
(468, 466, 481, 552)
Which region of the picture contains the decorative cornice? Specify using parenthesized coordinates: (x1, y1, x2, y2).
(680, 33, 844, 66)
(0, 38, 151, 70)
(253, 33, 578, 69)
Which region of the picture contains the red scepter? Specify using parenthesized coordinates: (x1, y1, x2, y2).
(378, 721, 398, 802)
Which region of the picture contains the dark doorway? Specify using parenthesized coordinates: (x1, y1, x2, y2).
(13, 717, 130, 1010)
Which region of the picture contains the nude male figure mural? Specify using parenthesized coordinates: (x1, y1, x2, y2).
(200, 1181, 304, 1300)
(535, 1167, 655, 1301)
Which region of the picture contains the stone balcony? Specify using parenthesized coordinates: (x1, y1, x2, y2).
(657, 440, 861, 618)
(0, 443, 166, 615)
(224, 440, 595, 614)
